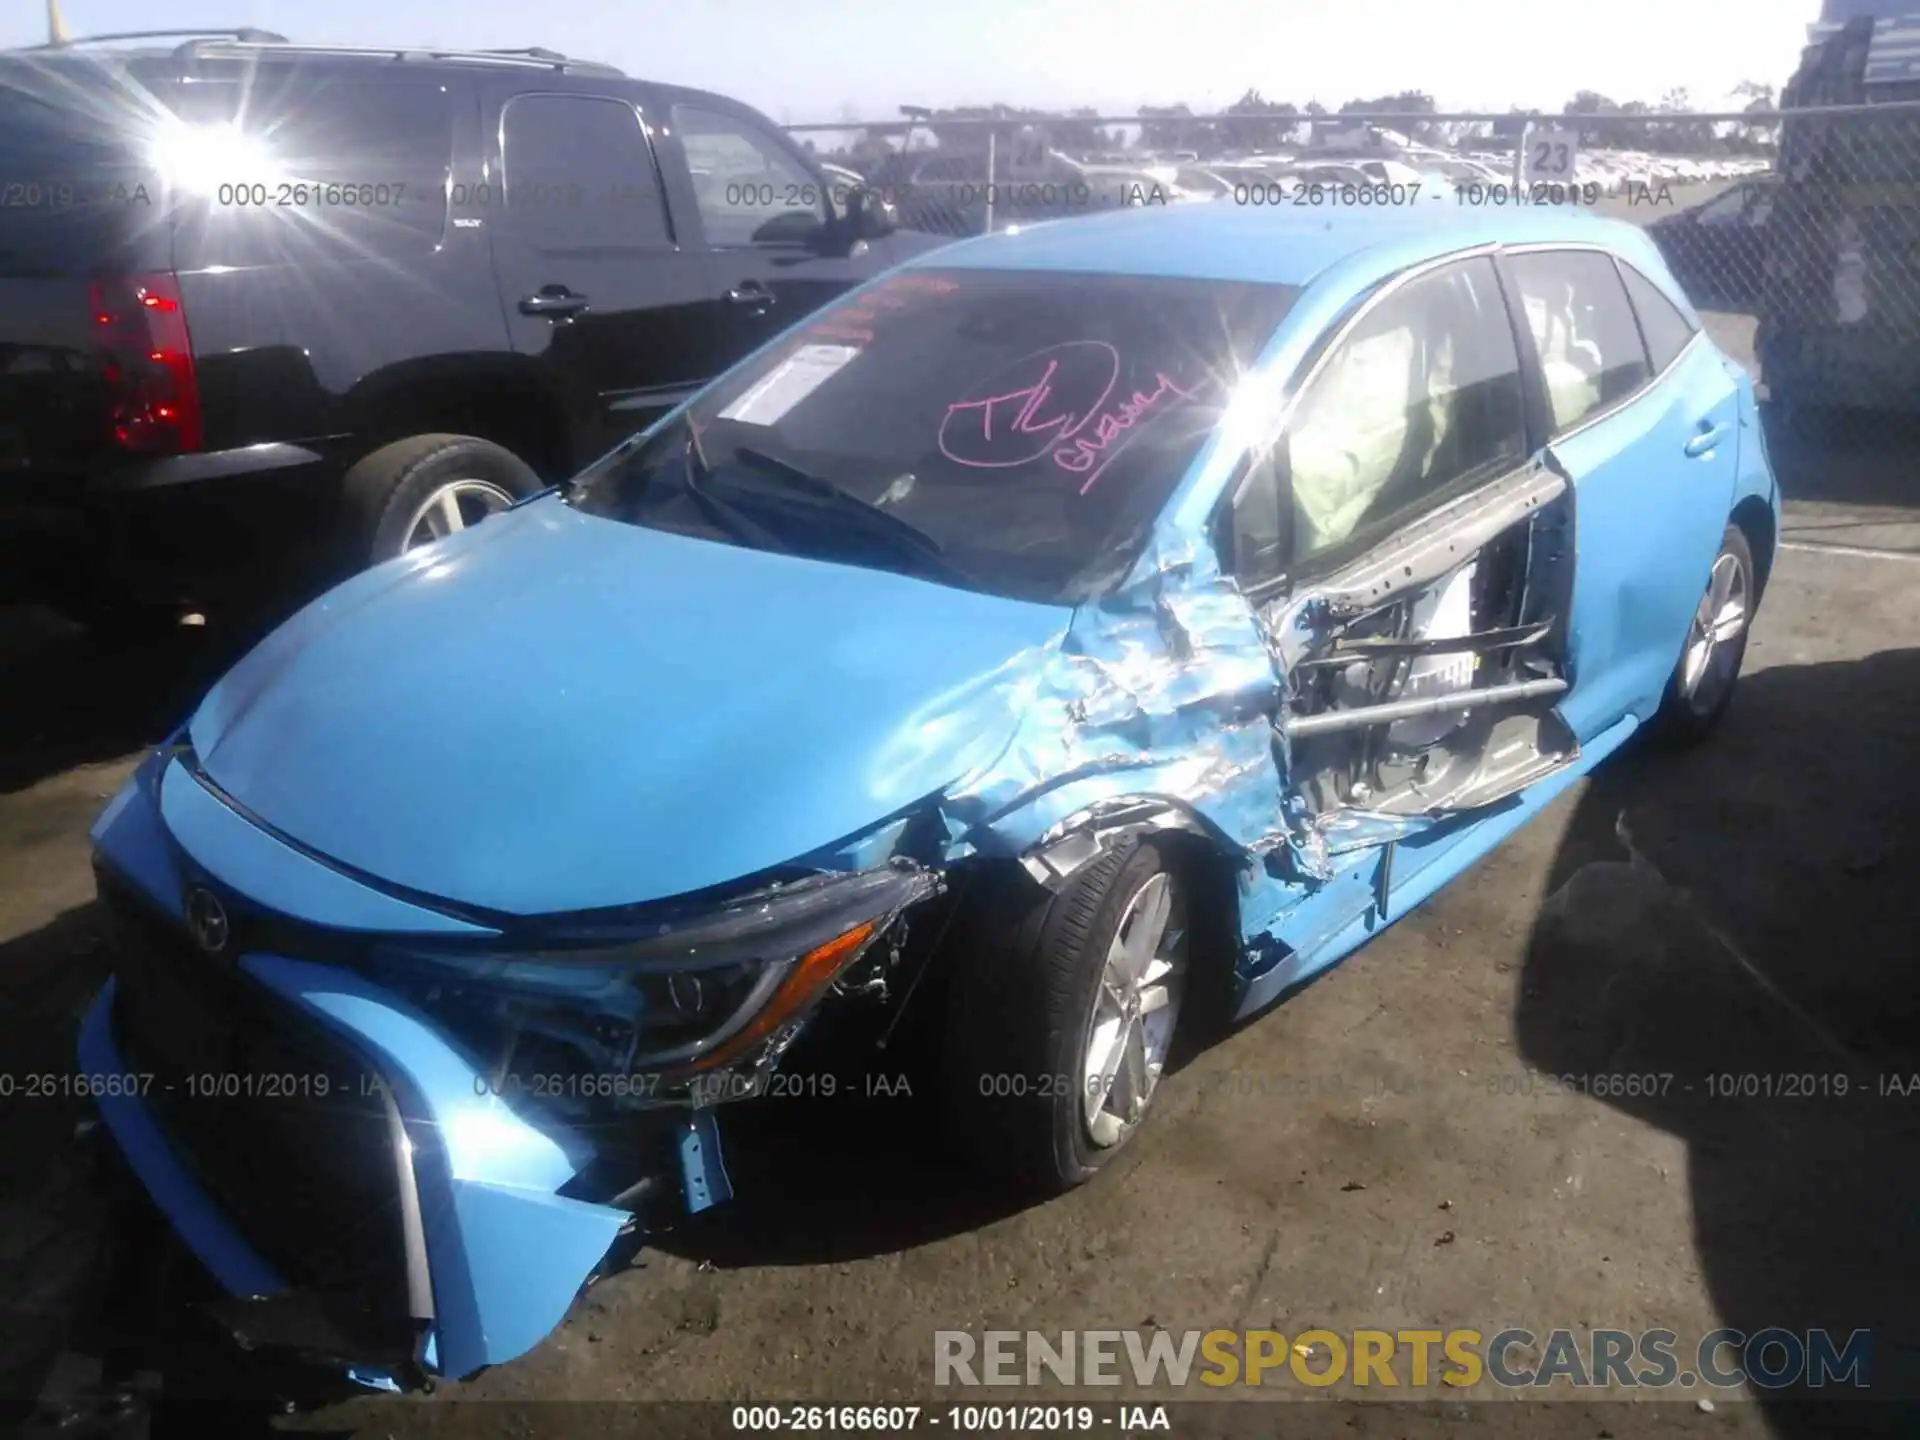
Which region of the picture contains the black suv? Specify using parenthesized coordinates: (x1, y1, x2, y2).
(0, 30, 939, 613)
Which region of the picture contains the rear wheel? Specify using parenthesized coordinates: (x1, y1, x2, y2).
(942, 840, 1193, 1194)
(1651, 523, 1754, 745)
(342, 435, 545, 568)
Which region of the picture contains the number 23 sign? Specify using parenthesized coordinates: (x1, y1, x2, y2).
(1526, 127, 1579, 181)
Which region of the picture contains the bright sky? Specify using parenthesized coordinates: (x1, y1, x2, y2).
(8, 0, 1822, 123)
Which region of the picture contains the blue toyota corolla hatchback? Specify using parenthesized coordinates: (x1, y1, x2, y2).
(81, 202, 1779, 1388)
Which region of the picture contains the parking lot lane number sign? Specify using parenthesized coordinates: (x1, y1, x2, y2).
(1009, 125, 1048, 177)
(719, 344, 862, 426)
(1527, 127, 1579, 182)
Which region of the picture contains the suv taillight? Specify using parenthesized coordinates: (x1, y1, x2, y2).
(89, 273, 203, 454)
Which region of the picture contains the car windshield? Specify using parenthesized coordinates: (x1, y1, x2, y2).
(569, 267, 1300, 604)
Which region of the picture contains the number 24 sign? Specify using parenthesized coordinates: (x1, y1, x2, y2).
(1526, 127, 1579, 181)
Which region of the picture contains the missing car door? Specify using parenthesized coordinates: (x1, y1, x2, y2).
(1270, 456, 1578, 843)
(1219, 253, 1581, 862)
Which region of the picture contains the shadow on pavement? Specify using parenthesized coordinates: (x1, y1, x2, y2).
(648, 1041, 1041, 1269)
(0, 607, 257, 797)
(1764, 409, 1920, 517)
(1516, 645, 1920, 1436)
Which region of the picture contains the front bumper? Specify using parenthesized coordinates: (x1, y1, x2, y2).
(78, 750, 732, 1387)
(76, 957, 671, 1387)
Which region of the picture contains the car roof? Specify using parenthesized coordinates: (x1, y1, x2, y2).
(1, 38, 636, 90)
(908, 200, 1668, 293)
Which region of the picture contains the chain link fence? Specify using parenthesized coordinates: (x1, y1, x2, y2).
(787, 99, 1920, 451)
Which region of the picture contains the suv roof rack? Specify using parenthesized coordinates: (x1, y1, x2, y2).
(13, 27, 289, 51)
(169, 36, 626, 76)
(7, 30, 622, 76)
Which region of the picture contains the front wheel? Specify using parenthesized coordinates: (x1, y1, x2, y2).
(1651, 523, 1755, 745)
(941, 840, 1193, 1194)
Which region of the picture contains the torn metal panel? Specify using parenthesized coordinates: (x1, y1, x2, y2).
(795, 459, 1575, 954)
(937, 531, 1292, 927)
(1308, 806, 1444, 858)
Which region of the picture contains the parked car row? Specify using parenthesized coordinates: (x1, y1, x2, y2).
(0, 31, 942, 618)
(1574, 151, 1775, 194)
(860, 147, 1213, 233)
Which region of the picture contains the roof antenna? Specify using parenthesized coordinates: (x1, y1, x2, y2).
(47, 0, 72, 44)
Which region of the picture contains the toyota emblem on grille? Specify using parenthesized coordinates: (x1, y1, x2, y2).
(185, 887, 229, 954)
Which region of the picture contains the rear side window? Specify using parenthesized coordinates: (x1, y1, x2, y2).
(1619, 262, 1697, 374)
(167, 74, 454, 265)
(1507, 250, 1651, 434)
(499, 94, 670, 248)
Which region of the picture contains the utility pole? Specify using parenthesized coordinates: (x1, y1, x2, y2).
(48, 0, 72, 43)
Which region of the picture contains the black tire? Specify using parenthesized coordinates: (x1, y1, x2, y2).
(1650, 522, 1756, 747)
(941, 839, 1194, 1195)
(341, 435, 544, 568)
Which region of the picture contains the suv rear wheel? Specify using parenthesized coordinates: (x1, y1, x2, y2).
(343, 435, 546, 567)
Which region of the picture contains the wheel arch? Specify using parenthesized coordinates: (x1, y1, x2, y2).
(342, 356, 577, 483)
(1730, 493, 1777, 602)
(1008, 796, 1249, 1000)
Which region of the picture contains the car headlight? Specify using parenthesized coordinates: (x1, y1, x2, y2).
(368, 862, 940, 1097)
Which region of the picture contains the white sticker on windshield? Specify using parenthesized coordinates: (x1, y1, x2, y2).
(718, 344, 862, 426)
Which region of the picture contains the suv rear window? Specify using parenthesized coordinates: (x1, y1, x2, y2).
(571, 267, 1301, 604)
(0, 68, 172, 276)
(164, 72, 454, 264)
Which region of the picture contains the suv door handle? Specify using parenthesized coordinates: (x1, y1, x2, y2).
(726, 281, 775, 306)
(1684, 422, 1729, 458)
(520, 287, 589, 318)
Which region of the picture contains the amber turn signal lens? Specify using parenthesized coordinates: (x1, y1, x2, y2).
(685, 921, 877, 1073)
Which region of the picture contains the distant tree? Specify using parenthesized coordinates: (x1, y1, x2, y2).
(1055, 106, 1107, 154)
(1218, 89, 1299, 152)
(1139, 102, 1217, 154)
(1338, 90, 1439, 141)
(1733, 79, 1779, 152)
(1651, 87, 1715, 153)
(923, 105, 997, 151)
(1492, 104, 1542, 141)
(916, 104, 1114, 160)
(844, 129, 893, 167)
(1563, 90, 1623, 147)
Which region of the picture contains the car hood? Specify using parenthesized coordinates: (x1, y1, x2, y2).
(188, 500, 1072, 916)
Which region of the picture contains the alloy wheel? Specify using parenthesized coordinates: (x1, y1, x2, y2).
(400, 479, 518, 553)
(1080, 871, 1189, 1149)
(1679, 548, 1750, 715)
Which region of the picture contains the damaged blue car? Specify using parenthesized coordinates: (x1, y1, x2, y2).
(81, 202, 1780, 1389)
